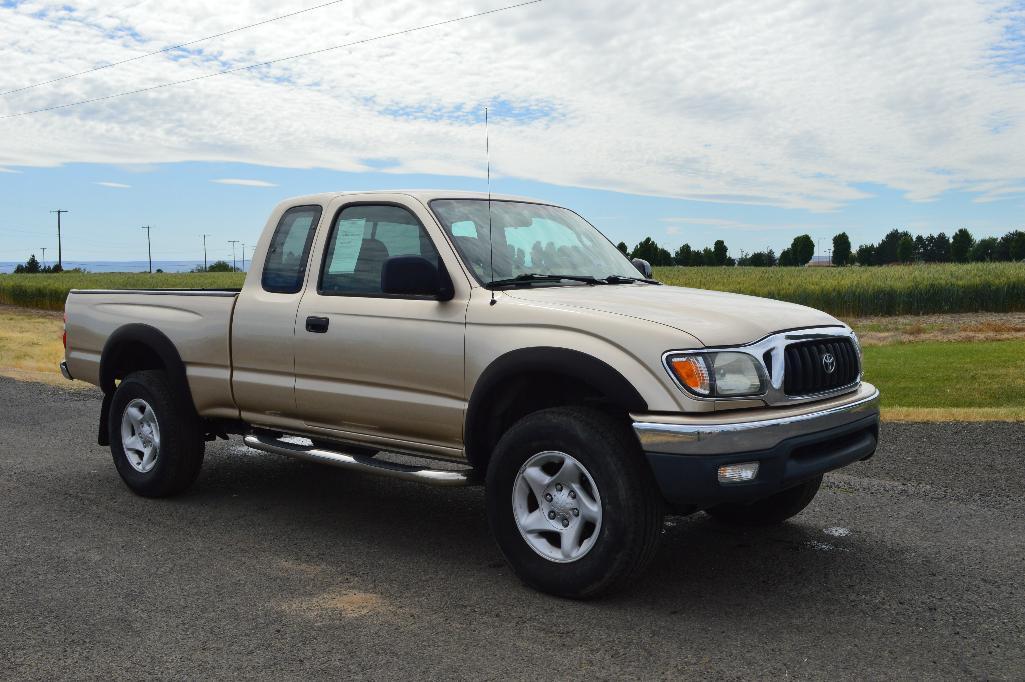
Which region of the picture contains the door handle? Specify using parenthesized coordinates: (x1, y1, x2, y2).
(305, 316, 330, 333)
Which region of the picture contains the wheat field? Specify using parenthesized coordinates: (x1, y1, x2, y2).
(653, 262, 1025, 317)
(1, 262, 1023, 316)
(0, 272, 245, 311)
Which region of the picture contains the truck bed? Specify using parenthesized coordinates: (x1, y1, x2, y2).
(64, 289, 240, 418)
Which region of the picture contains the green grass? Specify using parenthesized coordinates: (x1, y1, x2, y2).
(653, 263, 1025, 317)
(4, 262, 1025, 316)
(0, 272, 246, 311)
(863, 339, 1025, 410)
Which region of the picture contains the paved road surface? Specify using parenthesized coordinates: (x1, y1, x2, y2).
(1, 377, 1022, 679)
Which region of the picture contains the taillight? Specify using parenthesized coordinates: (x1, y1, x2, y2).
(62, 312, 67, 349)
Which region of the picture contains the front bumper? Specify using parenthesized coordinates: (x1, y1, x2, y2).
(632, 383, 879, 508)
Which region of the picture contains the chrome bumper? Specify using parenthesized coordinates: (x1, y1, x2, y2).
(633, 383, 880, 456)
(59, 360, 73, 381)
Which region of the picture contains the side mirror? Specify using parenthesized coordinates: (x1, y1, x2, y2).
(381, 256, 454, 300)
(631, 258, 653, 279)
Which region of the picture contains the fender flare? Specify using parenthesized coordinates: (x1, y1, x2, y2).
(464, 347, 648, 465)
(97, 324, 196, 445)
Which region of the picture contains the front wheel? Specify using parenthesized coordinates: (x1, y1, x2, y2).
(108, 370, 205, 498)
(486, 407, 663, 599)
(705, 475, 823, 526)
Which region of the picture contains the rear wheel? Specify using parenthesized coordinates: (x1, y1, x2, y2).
(486, 407, 663, 599)
(109, 370, 205, 497)
(705, 475, 823, 526)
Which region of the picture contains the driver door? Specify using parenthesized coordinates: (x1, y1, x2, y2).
(292, 199, 469, 457)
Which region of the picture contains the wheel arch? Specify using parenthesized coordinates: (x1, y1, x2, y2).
(464, 347, 647, 470)
(97, 324, 197, 445)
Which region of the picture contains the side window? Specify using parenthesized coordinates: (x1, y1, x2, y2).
(320, 204, 439, 295)
(261, 205, 322, 294)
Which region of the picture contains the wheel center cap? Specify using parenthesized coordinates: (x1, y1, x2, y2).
(542, 485, 579, 529)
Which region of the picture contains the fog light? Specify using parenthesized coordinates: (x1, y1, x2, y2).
(718, 462, 759, 484)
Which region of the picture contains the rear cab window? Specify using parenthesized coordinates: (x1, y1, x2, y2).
(261, 205, 323, 294)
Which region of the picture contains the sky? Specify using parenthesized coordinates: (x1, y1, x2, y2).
(1, 0, 1024, 267)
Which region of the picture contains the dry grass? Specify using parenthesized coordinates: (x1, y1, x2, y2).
(849, 312, 1025, 346)
(881, 407, 1025, 422)
(0, 305, 88, 387)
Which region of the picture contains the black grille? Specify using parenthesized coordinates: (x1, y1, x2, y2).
(783, 337, 859, 396)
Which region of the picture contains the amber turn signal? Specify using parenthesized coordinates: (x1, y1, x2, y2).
(668, 356, 710, 395)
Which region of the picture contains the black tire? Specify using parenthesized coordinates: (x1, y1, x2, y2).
(486, 406, 663, 599)
(108, 370, 205, 498)
(705, 475, 823, 526)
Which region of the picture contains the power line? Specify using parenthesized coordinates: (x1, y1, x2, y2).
(0, 0, 543, 120)
(0, 0, 349, 97)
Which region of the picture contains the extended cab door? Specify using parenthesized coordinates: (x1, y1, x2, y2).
(292, 196, 469, 458)
(232, 203, 324, 424)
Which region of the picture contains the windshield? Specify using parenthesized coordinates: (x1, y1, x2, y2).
(430, 199, 642, 285)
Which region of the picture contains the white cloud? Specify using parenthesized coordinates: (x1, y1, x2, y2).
(94, 181, 130, 188)
(0, 167, 21, 173)
(665, 226, 681, 235)
(660, 216, 806, 232)
(211, 178, 278, 187)
(0, 1, 1022, 211)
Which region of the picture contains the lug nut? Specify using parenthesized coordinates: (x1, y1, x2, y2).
(548, 511, 556, 520)
(569, 490, 576, 499)
(561, 518, 570, 528)
(555, 484, 563, 492)
(572, 508, 579, 517)
(544, 493, 553, 502)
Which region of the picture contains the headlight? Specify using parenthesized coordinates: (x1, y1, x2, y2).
(666, 351, 767, 398)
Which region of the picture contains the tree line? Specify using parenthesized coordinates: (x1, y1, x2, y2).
(617, 228, 1025, 267)
(12, 254, 64, 274)
(853, 228, 1025, 265)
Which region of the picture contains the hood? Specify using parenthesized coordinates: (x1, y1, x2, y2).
(503, 284, 842, 347)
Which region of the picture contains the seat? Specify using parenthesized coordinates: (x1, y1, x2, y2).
(352, 238, 390, 291)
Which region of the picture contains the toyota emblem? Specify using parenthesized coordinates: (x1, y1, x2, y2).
(821, 352, 836, 374)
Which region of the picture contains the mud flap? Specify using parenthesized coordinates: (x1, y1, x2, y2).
(97, 390, 112, 446)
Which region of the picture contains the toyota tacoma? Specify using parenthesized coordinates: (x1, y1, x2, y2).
(61, 190, 879, 598)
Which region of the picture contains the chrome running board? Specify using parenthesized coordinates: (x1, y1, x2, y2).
(242, 434, 477, 487)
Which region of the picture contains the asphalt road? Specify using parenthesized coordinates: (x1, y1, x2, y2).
(1, 377, 1023, 680)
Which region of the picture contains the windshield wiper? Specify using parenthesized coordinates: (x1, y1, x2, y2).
(486, 273, 608, 289)
(603, 274, 660, 285)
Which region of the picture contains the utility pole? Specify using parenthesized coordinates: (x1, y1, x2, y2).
(241, 243, 246, 272)
(228, 240, 239, 272)
(140, 225, 152, 273)
(201, 234, 210, 271)
(50, 209, 68, 269)
(40, 247, 46, 269)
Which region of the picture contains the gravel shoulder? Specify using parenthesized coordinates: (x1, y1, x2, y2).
(0, 377, 1023, 680)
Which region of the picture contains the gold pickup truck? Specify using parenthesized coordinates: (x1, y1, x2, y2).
(62, 190, 879, 598)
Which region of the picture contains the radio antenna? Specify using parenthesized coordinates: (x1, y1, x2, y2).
(486, 106, 496, 306)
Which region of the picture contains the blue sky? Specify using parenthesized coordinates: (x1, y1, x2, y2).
(2, 0, 1024, 267)
(3, 161, 1023, 267)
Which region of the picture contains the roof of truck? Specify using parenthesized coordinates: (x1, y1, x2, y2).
(279, 189, 553, 206)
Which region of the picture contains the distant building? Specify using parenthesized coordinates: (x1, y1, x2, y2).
(806, 255, 833, 267)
